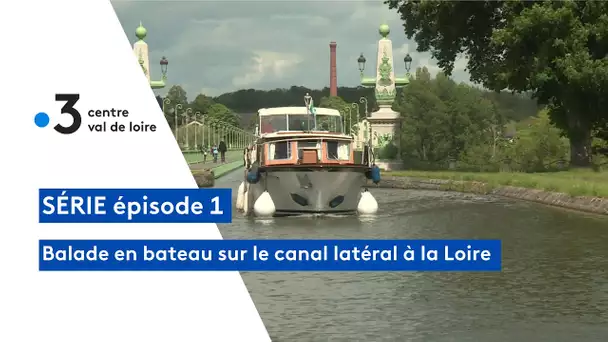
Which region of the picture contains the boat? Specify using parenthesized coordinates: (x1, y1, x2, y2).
(236, 97, 381, 217)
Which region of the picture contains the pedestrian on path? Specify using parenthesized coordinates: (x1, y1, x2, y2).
(219, 140, 227, 163)
(201, 144, 208, 163)
(212, 145, 218, 163)
(243, 146, 248, 167)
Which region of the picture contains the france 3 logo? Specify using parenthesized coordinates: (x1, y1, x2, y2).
(34, 94, 81, 134)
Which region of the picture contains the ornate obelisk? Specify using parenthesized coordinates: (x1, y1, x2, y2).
(358, 24, 410, 171)
(132, 22, 167, 89)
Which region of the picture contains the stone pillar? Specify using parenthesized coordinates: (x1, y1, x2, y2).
(329, 41, 338, 97)
(133, 22, 150, 83)
(369, 25, 402, 170)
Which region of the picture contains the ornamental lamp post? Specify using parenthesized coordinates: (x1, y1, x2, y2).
(357, 53, 412, 82)
(175, 103, 185, 148)
(162, 97, 177, 139)
(185, 110, 201, 149)
(200, 114, 205, 146)
(404, 53, 413, 73)
(357, 53, 366, 74)
(160, 56, 168, 75)
(207, 120, 214, 146)
(359, 97, 369, 117)
(228, 127, 234, 148)
(184, 108, 193, 150)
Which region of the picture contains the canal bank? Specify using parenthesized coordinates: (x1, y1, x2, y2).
(379, 175, 608, 216)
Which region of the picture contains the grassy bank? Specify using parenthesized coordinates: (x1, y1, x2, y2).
(386, 169, 608, 198)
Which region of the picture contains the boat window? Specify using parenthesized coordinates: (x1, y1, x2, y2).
(327, 141, 350, 161)
(288, 115, 311, 131)
(269, 141, 292, 160)
(260, 115, 287, 133)
(316, 116, 333, 131)
(297, 140, 320, 160)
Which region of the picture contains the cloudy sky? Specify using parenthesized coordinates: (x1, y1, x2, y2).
(112, 0, 470, 99)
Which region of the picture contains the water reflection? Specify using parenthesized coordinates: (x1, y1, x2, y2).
(217, 170, 608, 341)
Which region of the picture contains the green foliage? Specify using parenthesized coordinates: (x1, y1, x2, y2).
(397, 70, 569, 172)
(207, 103, 240, 128)
(319, 96, 348, 111)
(189, 94, 215, 115)
(509, 110, 569, 172)
(397, 68, 506, 167)
(162, 88, 242, 129)
(385, 0, 608, 166)
(319, 96, 359, 134)
(161, 81, 544, 170)
(377, 144, 399, 160)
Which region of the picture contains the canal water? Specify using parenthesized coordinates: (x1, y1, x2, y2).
(216, 169, 608, 341)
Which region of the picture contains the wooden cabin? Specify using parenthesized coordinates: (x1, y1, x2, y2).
(252, 107, 369, 168)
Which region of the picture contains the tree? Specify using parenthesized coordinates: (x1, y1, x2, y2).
(509, 110, 569, 171)
(207, 103, 240, 128)
(385, 0, 608, 167)
(319, 96, 349, 111)
(395, 67, 507, 169)
(398, 67, 449, 164)
(189, 94, 215, 116)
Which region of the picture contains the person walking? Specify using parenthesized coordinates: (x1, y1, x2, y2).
(243, 146, 248, 167)
(201, 144, 208, 163)
(218, 140, 227, 163)
(212, 145, 218, 163)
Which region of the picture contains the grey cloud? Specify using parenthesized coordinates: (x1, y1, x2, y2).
(112, 0, 473, 99)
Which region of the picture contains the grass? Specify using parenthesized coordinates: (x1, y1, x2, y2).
(386, 169, 608, 198)
(183, 150, 241, 164)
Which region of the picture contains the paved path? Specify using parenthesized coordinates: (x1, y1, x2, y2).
(212, 161, 244, 179)
(187, 150, 242, 170)
(189, 150, 244, 179)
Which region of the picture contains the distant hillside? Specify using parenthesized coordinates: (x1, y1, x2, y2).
(214, 85, 541, 122)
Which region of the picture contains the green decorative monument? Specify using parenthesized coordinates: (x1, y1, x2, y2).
(133, 22, 168, 89)
(357, 23, 412, 170)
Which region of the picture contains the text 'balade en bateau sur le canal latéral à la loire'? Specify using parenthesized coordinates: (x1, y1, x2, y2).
(250, 245, 493, 262)
(87, 108, 157, 133)
(41, 244, 493, 263)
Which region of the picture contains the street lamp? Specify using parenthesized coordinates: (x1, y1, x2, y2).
(357, 53, 366, 74)
(162, 97, 177, 139)
(184, 108, 193, 150)
(343, 103, 359, 137)
(199, 113, 205, 146)
(358, 53, 412, 79)
(359, 97, 369, 117)
(150, 56, 168, 89)
(175, 103, 185, 148)
(160, 56, 168, 76)
(404, 54, 412, 73)
(207, 120, 214, 146)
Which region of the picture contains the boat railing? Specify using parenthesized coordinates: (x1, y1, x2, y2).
(259, 136, 352, 144)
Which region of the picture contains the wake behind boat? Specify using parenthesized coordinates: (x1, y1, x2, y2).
(236, 94, 382, 217)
